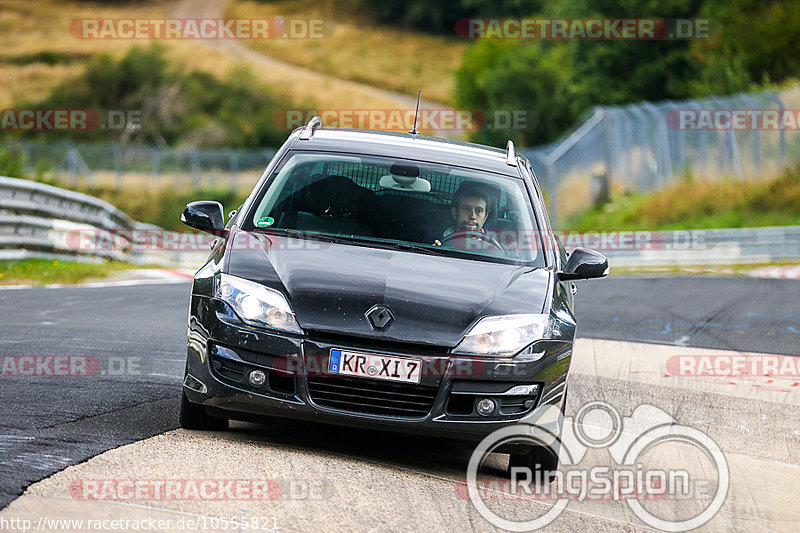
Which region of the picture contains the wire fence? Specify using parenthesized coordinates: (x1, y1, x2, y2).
(522, 84, 800, 224)
(10, 85, 800, 219)
(16, 143, 276, 191)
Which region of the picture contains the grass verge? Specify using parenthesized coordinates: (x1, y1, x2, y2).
(0, 258, 151, 285)
(567, 164, 800, 230)
(608, 261, 800, 277)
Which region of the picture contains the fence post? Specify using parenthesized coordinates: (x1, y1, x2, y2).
(767, 91, 786, 168)
(620, 106, 633, 189)
(665, 100, 684, 178)
(544, 160, 558, 228)
(191, 149, 200, 186)
(228, 150, 239, 177)
(600, 108, 616, 189)
(685, 100, 707, 176)
(113, 144, 123, 188)
(58, 146, 94, 186)
(643, 101, 672, 188)
(738, 93, 759, 174)
(150, 147, 160, 184)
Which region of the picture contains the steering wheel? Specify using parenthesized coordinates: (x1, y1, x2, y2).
(440, 230, 504, 252)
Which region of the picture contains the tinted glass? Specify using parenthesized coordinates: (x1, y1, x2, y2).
(248, 152, 544, 265)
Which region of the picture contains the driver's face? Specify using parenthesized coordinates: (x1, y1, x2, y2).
(451, 196, 487, 232)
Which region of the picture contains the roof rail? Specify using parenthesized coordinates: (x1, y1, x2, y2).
(298, 116, 322, 140)
(505, 140, 517, 166)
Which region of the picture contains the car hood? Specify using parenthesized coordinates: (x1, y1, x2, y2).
(225, 231, 551, 347)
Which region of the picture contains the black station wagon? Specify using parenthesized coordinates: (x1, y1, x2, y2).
(179, 117, 608, 473)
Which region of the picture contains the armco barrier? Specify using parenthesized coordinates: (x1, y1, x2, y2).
(577, 226, 800, 267)
(1, 176, 798, 269)
(0, 176, 205, 266)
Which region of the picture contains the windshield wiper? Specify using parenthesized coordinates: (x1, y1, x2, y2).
(259, 229, 388, 247)
(257, 228, 340, 243)
(256, 228, 448, 255)
(392, 242, 447, 255)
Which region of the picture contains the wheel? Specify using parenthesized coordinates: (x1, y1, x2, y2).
(180, 390, 229, 430)
(508, 386, 566, 482)
(508, 443, 560, 483)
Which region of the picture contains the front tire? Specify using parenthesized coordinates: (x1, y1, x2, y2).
(180, 390, 229, 430)
(508, 444, 559, 483)
(508, 386, 566, 482)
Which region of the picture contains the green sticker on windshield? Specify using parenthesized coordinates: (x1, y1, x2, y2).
(256, 216, 274, 227)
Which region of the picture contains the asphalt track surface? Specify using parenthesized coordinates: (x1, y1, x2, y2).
(0, 276, 797, 520)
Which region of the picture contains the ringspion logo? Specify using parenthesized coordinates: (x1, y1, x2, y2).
(466, 401, 729, 531)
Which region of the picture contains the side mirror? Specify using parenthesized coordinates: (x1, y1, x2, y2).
(558, 248, 609, 281)
(181, 201, 224, 234)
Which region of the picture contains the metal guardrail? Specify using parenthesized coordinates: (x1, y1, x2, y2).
(0, 176, 132, 229)
(591, 226, 800, 267)
(1, 175, 798, 269)
(0, 176, 205, 266)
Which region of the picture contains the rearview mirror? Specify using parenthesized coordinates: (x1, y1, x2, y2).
(181, 201, 225, 234)
(558, 248, 609, 281)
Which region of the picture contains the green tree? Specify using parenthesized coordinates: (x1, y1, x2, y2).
(688, 0, 800, 96)
(25, 45, 288, 148)
(357, 0, 544, 34)
(456, 40, 575, 146)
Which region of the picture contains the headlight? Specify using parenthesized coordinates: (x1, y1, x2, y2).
(215, 273, 303, 334)
(452, 314, 551, 356)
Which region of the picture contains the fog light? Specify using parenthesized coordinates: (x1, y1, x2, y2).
(248, 369, 266, 387)
(476, 398, 496, 417)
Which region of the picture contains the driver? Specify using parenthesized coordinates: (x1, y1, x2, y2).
(433, 181, 492, 246)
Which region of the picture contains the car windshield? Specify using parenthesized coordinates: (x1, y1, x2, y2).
(247, 151, 544, 266)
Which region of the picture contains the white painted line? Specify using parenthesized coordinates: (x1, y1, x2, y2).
(0, 269, 194, 290)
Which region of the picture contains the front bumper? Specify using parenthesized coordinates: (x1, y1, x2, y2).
(185, 295, 571, 441)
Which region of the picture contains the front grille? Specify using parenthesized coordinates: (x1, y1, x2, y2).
(307, 376, 438, 418)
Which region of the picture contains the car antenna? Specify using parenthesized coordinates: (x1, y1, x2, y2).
(408, 90, 422, 135)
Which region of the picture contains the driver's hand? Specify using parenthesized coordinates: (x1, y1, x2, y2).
(432, 240, 442, 246)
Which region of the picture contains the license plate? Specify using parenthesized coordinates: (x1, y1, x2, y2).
(328, 349, 422, 384)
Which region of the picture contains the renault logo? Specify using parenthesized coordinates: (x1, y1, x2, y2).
(365, 305, 395, 331)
